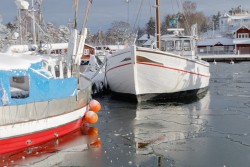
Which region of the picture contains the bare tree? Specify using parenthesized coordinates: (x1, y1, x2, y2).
(106, 21, 134, 45)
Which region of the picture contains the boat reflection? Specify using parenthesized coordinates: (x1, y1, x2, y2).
(134, 91, 211, 162)
(0, 125, 101, 167)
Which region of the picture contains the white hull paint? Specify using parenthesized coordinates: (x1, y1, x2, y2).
(0, 106, 87, 139)
(106, 45, 210, 101)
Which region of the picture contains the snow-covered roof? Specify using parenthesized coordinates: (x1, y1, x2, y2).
(233, 38, 250, 44)
(44, 43, 68, 50)
(142, 39, 154, 46)
(138, 34, 155, 41)
(229, 15, 250, 20)
(15, 0, 29, 10)
(199, 30, 223, 39)
(100, 45, 125, 50)
(0, 44, 74, 70)
(47, 43, 95, 50)
(197, 37, 234, 46)
(0, 52, 42, 70)
(234, 25, 250, 32)
(221, 13, 250, 20)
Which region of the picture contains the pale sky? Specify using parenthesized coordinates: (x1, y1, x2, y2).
(0, 0, 250, 33)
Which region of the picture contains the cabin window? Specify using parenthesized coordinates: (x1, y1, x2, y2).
(42, 61, 47, 69)
(55, 65, 60, 78)
(84, 49, 90, 55)
(12, 76, 25, 83)
(10, 76, 29, 99)
(183, 40, 191, 51)
(81, 60, 89, 65)
(161, 40, 166, 51)
(166, 40, 174, 51)
(63, 62, 68, 78)
(175, 40, 182, 51)
(48, 65, 52, 72)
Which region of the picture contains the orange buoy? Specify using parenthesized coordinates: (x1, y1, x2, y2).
(87, 127, 98, 136)
(84, 111, 98, 124)
(89, 99, 101, 112)
(89, 138, 102, 148)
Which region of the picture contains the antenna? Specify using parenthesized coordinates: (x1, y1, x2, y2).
(124, 0, 131, 24)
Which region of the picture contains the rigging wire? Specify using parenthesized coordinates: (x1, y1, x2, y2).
(133, 0, 144, 30)
(170, 0, 175, 14)
(176, 0, 191, 35)
(149, 0, 152, 18)
(74, 0, 79, 29)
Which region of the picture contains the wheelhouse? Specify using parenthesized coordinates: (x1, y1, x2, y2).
(160, 36, 195, 57)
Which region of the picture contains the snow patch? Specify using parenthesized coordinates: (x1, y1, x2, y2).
(15, 0, 29, 10)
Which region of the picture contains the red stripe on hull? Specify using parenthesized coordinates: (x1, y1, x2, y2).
(106, 62, 209, 78)
(106, 62, 132, 73)
(137, 62, 210, 77)
(0, 118, 84, 154)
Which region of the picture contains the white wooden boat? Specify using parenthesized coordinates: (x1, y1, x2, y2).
(105, 0, 210, 102)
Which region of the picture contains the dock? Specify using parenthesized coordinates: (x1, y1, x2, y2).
(199, 54, 250, 62)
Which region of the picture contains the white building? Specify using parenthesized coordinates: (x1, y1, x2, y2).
(220, 13, 250, 34)
(137, 34, 155, 48)
(197, 12, 250, 54)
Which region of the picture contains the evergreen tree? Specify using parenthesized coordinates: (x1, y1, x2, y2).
(212, 12, 221, 30)
(229, 5, 248, 15)
(146, 17, 155, 36)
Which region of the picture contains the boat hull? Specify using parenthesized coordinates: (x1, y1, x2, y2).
(106, 46, 210, 102)
(0, 106, 87, 154)
(110, 86, 208, 102)
(0, 76, 92, 154)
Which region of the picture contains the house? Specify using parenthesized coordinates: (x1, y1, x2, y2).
(50, 43, 96, 59)
(81, 44, 96, 60)
(220, 13, 250, 34)
(95, 45, 125, 55)
(137, 34, 155, 47)
(233, 26, 250, 54)
(197, 37, 234, 54)
(197, 12, 250, 55)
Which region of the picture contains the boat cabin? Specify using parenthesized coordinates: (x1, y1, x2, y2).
(160, 29, 195, 57)
(0, 55, 77, 107)
(42, 58, 70, 79)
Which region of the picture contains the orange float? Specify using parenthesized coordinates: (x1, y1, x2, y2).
(89, 99, 101, 112)
(84, 111, 98, 124)
(87, 127, 98, 136)
(89, 138, 102, 148)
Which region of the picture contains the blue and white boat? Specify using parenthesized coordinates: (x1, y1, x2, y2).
(0, 0, 98, 154)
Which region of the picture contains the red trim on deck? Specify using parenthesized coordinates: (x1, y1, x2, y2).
(0, 118, 84, 154)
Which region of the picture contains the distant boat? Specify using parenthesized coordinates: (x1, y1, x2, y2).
(213, 59, 217, 64)
(0, 0, 100, 154)
(105, 0, 210, 102)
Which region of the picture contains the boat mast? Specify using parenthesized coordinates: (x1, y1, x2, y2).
(74, 0, 92, 80)
(155, 0, 161, 49)
(17, 8, 23, 45)
(31, 0, 36, 45)
(37, 0, 43, 44)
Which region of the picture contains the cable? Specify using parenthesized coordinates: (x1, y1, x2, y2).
(133, 0, 144, 30)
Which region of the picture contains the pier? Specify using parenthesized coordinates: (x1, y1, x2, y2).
(199, 54, 250, 62)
